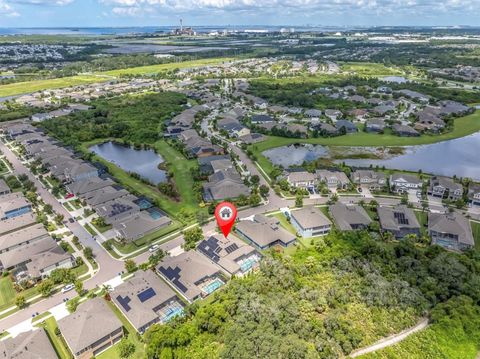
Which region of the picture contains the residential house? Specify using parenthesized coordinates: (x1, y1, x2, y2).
(312, 122, 338, 136)
(157, 251, 226, 303)
(285, 170, 316, 190)
(112, 270, 184, 333)
(390, 174, 423, 194)
(0, 179, 10, 196)
(113, 211, 172, 242)
(290, 206, 332, 238)
(203, 168, 250, 202)
(429, 213, 474, 251)
(94, 198, 141, 225)
(0, 193, 32, 221)
(305, 109, 322, 118)
(351, 170, 386, 190)
(392, 124, 420, 137)
(427, 176, 463, 201)
(468, 183, 480, 207)
(251, 114, 274, 124)
(378, 205, 421, 239)
(365, 118, 386, 133)
(236, 214, 297, 249)
(315, 170, 350, 189)
(239, 133, 266, 144)
(0, 328, 57, 359)
(58, 298, 124, 359)
(336, 120, 357, 133)
(325, 109, 342, 121)
(0, 212, 37, 236)
(329, 203, 372, 230)
(197, 234, 261, 276)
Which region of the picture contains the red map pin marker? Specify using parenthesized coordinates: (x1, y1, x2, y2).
(214, 202, 237, 238)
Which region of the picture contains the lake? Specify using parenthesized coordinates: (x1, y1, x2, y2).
(262, 132, 480, 180)
(90, 142, 167, 184)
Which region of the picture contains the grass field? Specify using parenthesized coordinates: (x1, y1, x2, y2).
(0, 75, 109, 97)
(0, 57, 232, 97)
(340, 62, 407, 77)
(249, 111, 480, 176)
(102, 57, 233, 76)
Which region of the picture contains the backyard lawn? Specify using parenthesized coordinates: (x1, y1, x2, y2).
(471, 221, 480, 251)
(100, 299, 146, 359)
(0, 277, 16, 311)
(37, 317, 73, 359)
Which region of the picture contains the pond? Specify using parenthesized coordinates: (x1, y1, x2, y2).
(262, 132, 480, 180)
(90, 141, 167, 184)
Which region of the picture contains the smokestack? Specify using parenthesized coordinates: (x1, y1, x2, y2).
(180, 19, 183, 31)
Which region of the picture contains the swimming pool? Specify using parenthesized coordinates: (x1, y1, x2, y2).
(161, 305, 184, 323)
(239, 257, 258, 272)
(135, 198, 153, 210)
(203, 278, 224, 294)
(147, 207, 164, 220)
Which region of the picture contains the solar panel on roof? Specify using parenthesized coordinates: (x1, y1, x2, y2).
(116, 295, 132, 312)
(225, 243, 239, 254)
(394, 212, 409, 225)
(159, 266, 188, 293)
(138, 287, 156, 303)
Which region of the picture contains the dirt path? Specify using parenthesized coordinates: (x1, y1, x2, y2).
(349, 318, 429, 358)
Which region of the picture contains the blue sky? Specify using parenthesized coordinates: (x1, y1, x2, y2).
(0, 0, 479, 28)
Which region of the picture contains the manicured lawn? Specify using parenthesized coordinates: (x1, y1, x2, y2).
(414, 210, 429, 236)
(471, 221, 480, 251)
(154, 140, 202, 214)
(273, 213, 297, 235)
(104, 299, 145, 358)
(82, 139, 204, 220)
(0, 277, 16, 310)
(91, 221, 112, 233)
(63, 202, 74, 211)
(37, 317, 73, 359)
(0, 159, 9, 175)
(340, 62, 417, 77)
(249, 111, 480, 176)
(83, 223, 97, 236)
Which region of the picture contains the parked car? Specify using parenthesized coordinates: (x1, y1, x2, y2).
(68, 218, 75, 223)
(64, 193, 74, 199)
(149, 244, 160, 253)
(61, 284, 74, 293)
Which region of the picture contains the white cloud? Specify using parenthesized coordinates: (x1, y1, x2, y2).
(100, 0, 480, 16)
(0, 0, 19, 16)
(8, 0, 74, 5)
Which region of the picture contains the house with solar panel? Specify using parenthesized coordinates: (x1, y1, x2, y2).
(111, 270, 185, 333)
(157, 251, 227, 303)
(197, 235, 261, 276)
(378, 205, 421, 239)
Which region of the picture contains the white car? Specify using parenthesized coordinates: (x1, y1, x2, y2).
(149, 245, 159, 253)
(61, 284, 74, 293)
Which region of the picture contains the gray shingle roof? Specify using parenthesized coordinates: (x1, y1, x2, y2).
(58, 297, 123, 355)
